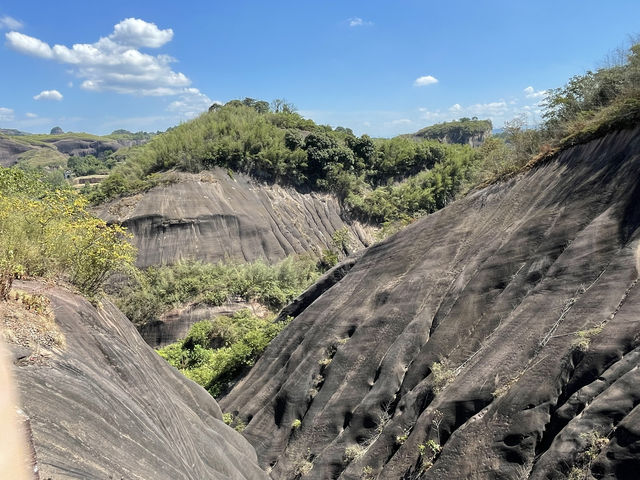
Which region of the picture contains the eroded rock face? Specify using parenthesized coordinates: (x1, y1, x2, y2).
(221, 128, 640, 479)
(97, 170, 373, 267)
(10, 281, 267, 480)
(0, 137, 31, 166)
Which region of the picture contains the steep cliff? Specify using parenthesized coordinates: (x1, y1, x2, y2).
(96, 170, 373, 267)
(5, 280, 267, 480)
(221, 127, 640, 479)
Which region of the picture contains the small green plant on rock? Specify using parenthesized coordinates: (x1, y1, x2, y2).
(343, 444, 364, 464)
(572, 325, 603, 352)
(222, 412, 234, 425)
(431, 360, 456, 394)
(361, 465, 374, 479)
(418, 439, 441, 472)
(567, 430, 610, 479)
(292, 419, 302, 430)
(293, 448, 314, 477)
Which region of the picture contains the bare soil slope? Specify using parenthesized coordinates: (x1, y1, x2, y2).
(221, 127, 640, 479)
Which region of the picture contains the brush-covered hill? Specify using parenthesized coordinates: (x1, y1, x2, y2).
(90, 99, 481, 267)
(220, 124, 640, 479)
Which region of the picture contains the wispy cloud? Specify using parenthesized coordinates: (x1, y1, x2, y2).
(524, 86, 546, 99)
(168, 88, 217, 118)
(5, 17, 211, 116)
(413, 75, 438, 87)
(389, 118, 412, 125)
(349, 17, 373, 27)
(0, 107, 14, 122)
(418, 95, 544, 127)
(25, 112, 38, 118)
(0, 15, 22, 30)
(33, 89, 63, 101)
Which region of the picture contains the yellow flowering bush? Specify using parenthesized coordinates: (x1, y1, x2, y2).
(0, 168, 135, 298)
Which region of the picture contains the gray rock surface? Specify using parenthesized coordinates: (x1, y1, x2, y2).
(10, 280, 267, 480)
(221, 127, 640, 479)
(0, 137, 32, 166)
(96, 170, 373, 267)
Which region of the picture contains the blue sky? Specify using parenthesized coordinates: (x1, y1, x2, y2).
(0, 0, 639, 137)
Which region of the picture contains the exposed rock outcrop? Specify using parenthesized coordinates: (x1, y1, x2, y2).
(221, 127, 640, 479)
(7, 280, 267, 480)
(0, 137, 32, 167)
(97, 170, 373, 267)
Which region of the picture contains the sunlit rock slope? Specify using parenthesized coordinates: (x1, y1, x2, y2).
(8, 280, 267, 480)
(221, 127, 640, 479)
(97, 170, 372, 267)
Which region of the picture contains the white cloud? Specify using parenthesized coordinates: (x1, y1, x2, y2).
(33, 89, 63, 101)
(0, 107, 14, 121)
(0, 15, 22, 30)
(418, 97, 544, 128)
(524, 86, 546, 99)
(6, 31, 53, 58)
(389, 118, 412, 125)
(349, 17, 373, 27)
(167, 88, 213, 118)
(109, 18, 173, 48)
(414, 75, 438, 87)
(67, 81, 73, 88)
(5, 18, 197, 99)
(25, 112, 38, 118)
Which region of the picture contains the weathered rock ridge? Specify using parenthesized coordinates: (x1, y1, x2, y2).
(221, 127, 640, 479)
(8, 280, 267, 480)
(97, 170, 373, 267)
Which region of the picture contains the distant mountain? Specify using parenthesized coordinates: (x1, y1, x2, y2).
(0, 128, 29, 136)
(0, 131, 150, 168)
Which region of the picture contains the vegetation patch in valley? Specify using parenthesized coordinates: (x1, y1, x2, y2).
(157, 309, 290, 396)
(114, 255, 320, 325)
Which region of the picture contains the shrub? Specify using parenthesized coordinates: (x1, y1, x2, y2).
(0, 168, 135, 297)
(418, 439, 442, 472)
(431, 360, 456, 394)
(343, 445, 364, 464)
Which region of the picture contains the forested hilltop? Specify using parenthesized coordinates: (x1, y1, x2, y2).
(408, 118, 493, 147)
(88, 100, 486, 226)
